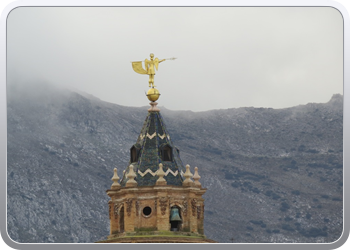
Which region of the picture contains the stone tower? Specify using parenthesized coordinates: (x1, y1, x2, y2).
(98, 103, 215, 243)
(97, 53, 215, 243)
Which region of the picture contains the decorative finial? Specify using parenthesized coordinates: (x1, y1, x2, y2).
(193, 167, 201, 187)
(131, 54, 176, 107)
(131, 53, 176, 88)
(148, 101, 160, 112)
(146, 87, 161, 102)
(126, 165, 137, 187)
(183, 164, 193, 186)
(111, 168, 121, 190)
(156, 163, 167, 186)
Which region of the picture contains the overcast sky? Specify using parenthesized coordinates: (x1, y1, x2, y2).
(7, 7, 343, 111)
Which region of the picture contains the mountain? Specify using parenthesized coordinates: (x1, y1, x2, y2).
(7, 82, 343, 243)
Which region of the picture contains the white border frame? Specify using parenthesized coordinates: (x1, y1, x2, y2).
(1, 1, 349, 249)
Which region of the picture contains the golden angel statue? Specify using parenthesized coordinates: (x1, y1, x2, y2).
(131, 53, 176, 87)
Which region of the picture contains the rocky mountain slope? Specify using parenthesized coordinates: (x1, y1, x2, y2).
(7, 83, 343, 243)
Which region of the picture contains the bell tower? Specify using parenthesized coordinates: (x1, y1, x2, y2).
(97, 54, 215, 243)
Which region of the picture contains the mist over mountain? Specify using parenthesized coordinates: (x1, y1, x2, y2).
(7, 82, 343, 243)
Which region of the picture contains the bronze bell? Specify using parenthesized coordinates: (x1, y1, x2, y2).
(170, 207, 182, 222)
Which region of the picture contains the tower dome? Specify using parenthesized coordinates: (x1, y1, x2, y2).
(120, 110, 185, 187)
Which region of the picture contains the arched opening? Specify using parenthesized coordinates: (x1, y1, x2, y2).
(169, 206, 182, 231)
(119, 206, 124, 232)
(130, 145, 140, 163)
(161, 145, 173, 162)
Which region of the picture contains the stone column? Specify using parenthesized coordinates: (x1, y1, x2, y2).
(189, 197, 198, 233)
(197, 201, 204, 234)
(109, 201, 126, 235)
(109, 202, 116, 235)
(156, 196, 169, 231)
(124, 198, 135, 232)
(181, 199, 190, 232)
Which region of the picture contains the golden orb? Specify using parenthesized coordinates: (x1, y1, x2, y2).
(147, 88, 160, 102)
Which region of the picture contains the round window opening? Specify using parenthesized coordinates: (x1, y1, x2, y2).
(143, 206, 152, 216)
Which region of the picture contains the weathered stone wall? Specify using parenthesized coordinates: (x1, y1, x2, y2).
(106, 185, 206, 240)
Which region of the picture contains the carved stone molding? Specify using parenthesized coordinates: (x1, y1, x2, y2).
(182, 200, 188, 216)
(191, 198, 197, 216)
(109, 204, 112, 219)
(135, 200, 140, 216)
(159, 197, 168, 216)
(125, 199, 133, 216)
(114, 203, 122, 218)
(197, 205, 201, 219)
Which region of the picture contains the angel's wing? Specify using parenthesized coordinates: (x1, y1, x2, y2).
(144, 59, 150, 72)
(132, 61, 147, 74)
(154, 58, 159, 71)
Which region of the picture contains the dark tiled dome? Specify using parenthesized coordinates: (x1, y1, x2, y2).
(120, 111, 185, 186)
